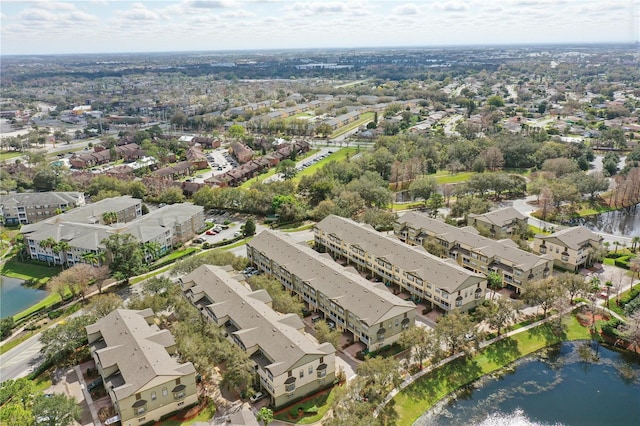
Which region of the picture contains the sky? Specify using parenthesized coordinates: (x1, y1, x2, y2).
(1, 0, 639, 55)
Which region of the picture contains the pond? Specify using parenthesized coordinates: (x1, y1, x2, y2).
(577, 203, 640, 237)
(0, 276, 49, 319)
(415, 341, 640, 426)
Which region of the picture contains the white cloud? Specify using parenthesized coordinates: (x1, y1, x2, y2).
(19, 9, 57, 21)
(35, 1, 77, 11)
(392, 3, 421, 16)
(437, 2, 468, 13)
(289, 2, 346, 16)
(186, 0, 237, 8)
(119, 4, 161, 21)
(69, 11, 98, 22)
(222, 9, 255, 18)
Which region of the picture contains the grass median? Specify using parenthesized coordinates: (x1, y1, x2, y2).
(393, 314, 593, 425)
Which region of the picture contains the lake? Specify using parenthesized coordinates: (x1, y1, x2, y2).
(0, 276, 49, 319)
(415, 341, 640, 426)
(578, 204, 640, 238)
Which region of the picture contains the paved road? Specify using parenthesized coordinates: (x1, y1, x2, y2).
(0, 329, 44, 382)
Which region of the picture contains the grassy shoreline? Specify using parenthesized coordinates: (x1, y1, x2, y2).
(393, 314, 593, 425)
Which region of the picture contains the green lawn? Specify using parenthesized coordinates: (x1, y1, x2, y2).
(1, 257, 61, 285)
(274, 387, 338, 424)
(329, 112, 375, 139)
(433, 171, 475, 184)
(293, 147, 358, 182)
(0, 151, 22, 161)
(239, 149, 320, 189)
(393, 314, 592, 425)
(392, 202, 424, 211)
(157, 401, 216, 425)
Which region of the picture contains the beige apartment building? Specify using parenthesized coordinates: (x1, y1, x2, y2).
(394, 212, 554, 293)
(86, 309, 198, 425)
(246, 230, 416, 350)
(532, 226, 603, 272)
(467, 207, 528, 236)
(180, 265, 336, 409)
(314, 215, 487, 312)
(0, 191, 85, 225)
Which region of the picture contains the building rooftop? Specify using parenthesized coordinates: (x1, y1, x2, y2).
(248, 230, 416, 326)
(315, 215, 484, 293)
(86, 309, 195, 401)
(468, 207, 527, 228)
(0, 192, 84, 208)
(181, 265, 334, 377)
(398, 212, 552, 271)
(536, 226, 603, 250)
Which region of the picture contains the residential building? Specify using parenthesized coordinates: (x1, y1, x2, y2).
(247, 230, 416, 350)
(180, 265, 336, 408)
(20, 197, 204, 266)
(314, 215, 487, 312)
(230, 142, 254, 164)
(86, 309, 198, 425)
(532, 226, 603, 272)
(467, 207, 528, 236)
(0, 192, 85, 225)
(394, 212, 554, 293)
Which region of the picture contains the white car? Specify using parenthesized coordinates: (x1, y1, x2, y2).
(250, 391, 265, 403)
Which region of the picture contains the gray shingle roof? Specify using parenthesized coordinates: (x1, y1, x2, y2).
(86, 309, 195, 401)
(398, 212, 551, 271)
(181, 265, 334, 377)
(315, 215, 484, 293)
(248, 230, 416, 326)
(0, 192, 83, 208)
(536, 226, 602, 250)
(468, 207, 526, 227)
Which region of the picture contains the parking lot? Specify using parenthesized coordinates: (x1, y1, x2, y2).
(193, 148, 237, 183)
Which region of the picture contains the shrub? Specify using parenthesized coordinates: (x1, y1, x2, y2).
(618, 287, 640, 307)
(623, 296, 640, 315)
(48, 310, 62, 320)
(601, 318, 622, 338)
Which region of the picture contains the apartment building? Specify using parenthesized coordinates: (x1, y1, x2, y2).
(86, 309, 198, 425)
(532, 226, 603, 272)
(394, 212, 554, 293)
(20, 197, 204, 266)
(180, 265, 336, 408)
(467, 207, 528, 236)
(246, 230, 416, 350)
(0, 192, 85, 225)
(314, 215, 487, 312)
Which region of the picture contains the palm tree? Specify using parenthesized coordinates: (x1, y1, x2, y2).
(613, 241, 621, 254)
(81, 251, 97, 266)
(39, 237, 57, 266)
(143, 241, 163, 262)
(102, 211, 118, 225)
(605, 280, 613, 308)
(55, 241, 71, 269)
(632, 236, 640, 253)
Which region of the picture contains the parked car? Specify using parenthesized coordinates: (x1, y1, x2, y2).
(206, 230, 217, 235)
(250, 391, 265, 403)
(193, 237, 205, 244)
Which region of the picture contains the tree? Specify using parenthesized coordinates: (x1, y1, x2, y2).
(398, 326, 441, 369)
(421, 236, 449, 258)
(276, 159, 297, 180)
(102, 233, 146, 283)
(256, 407, 274, 425)
(573, 172, 610, 202)
(314, 320, 341, 350)
(243, 218, 256, 237)
(32, 393, 80, 426)
(435, 310, 476, 356)
(228, 124, 246, 139)
(102, 211, 118, 225)
(557, 272, 590, 304)
(478, 298, 520, 336)
(54, 241, 71, 269)
(486, 95, 505, 108)
(39, 315, 95, 364)
(355, 356, 402, 403)
(158, 187, 185, 204)
(522, 278, 564, 317)
(143, 241, 163, 261)
(0, 378, 36, 425)
(486, 271, 503, 299)
(425, 193, 444, 218)
(620, 311, 640, 353)
(248, 275, 304, 316)
(1, 316, 14, 341)
(409, 176, 439, 204)
(87, 294, 123, 318)
(39, 237, 57, 266)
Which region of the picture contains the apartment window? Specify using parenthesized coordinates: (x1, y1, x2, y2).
(132, 400, 147, 416)
(299, 369, 304, 379)
(173, 384, 186, 400)
(309, 366, 313, 375)
(162, 388, 168, 397)
(151, 392, 157, 401)
(285, 377, 296, 393)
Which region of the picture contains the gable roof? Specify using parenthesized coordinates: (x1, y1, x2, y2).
(181, 265, 334, 377)
(536, 226, 603, 250)
(248, 230, 416, 326)
(398, 212, 552, 271)
(315, 215, 485, 293)
(86, 309, 195, 401)
(468, 207, 527, 227)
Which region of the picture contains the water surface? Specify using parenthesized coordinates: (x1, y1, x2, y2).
(0, 276, 48, 319)
(415, 341, 640, 426)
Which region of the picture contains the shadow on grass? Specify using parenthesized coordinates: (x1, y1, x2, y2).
(527, 317, 567, 345)
(484, 337, 521, 366)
